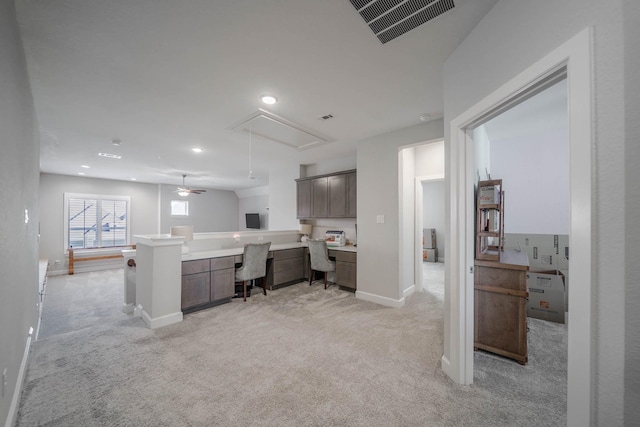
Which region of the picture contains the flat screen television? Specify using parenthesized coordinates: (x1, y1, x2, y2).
(245, 213, 260, 229)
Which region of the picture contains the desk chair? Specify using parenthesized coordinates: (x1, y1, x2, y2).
(308, 239, 335, 289)
(235, 242, 271, 302)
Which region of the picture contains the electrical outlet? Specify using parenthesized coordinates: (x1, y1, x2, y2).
(55, 260, 60, 265)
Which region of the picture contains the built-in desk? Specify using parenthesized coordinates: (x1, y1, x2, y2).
(181, 243, 357, 313)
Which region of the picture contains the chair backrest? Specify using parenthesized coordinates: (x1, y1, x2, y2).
(238, 242, 271, 280)
(308, 239, 333, 271)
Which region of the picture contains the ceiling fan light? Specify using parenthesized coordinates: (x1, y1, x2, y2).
(178, 190, 190, 197)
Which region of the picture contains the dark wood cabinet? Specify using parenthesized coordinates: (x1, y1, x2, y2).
(296, 169, 356, 219)
(271, 248, 305, 288)
(181, 271, 210, 308)
(181, 256, 235, 313)
(474, 250, 529, 364)
(311, 177, 328, 218)
(347, 172, 357, 218)
(296, 179, 312, 219)
(328, 174, 347, 217)
(330, 249, 357, 291)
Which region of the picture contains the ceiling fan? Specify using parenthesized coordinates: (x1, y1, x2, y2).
(176, 174, 206, 196)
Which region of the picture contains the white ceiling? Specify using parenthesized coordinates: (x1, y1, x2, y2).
(16, 0, 499, 191)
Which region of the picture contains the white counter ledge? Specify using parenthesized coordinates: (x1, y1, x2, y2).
(182, 242, 356, 261)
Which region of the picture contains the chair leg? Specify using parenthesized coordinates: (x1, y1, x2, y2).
(243, 280, 247, 302)
(309, 268, 313, 286)
(261, 277, 267, 296)
(324, 272, 328, 289)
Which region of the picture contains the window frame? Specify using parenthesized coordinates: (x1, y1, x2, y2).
(170, 199, 189, 217)
(63, 193, 131, 251)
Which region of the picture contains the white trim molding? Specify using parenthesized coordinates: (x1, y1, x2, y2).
(445, 27, 593, 427)
(5, 328, 34, 427)
(355, 290, 405, 308)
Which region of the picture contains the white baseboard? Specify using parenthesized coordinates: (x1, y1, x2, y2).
(122, 303, 135, 314)
(5, 330, 33, 427)
(355, 290, 405, 308)
(141, 309, 183, 329)
(403, 284, 416, 299)
(441, 355, 452, 379)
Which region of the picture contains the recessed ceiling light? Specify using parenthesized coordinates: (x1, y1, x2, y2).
(191, 147, 203, 153)
(81, 165, 91, 168)
(261, 95, 277, 105)
(98, 152, 122, 159)
(78, 172, 86, 175)
(112, 138, 122, 146)
(130, 178, 137, 181)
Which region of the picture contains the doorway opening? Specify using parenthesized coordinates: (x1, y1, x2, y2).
(445, 28, 592, 424)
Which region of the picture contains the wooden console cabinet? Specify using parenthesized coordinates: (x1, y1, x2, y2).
(474, 250, 529, 364)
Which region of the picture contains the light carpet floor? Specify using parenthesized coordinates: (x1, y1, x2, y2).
(17, 268, 567, 426)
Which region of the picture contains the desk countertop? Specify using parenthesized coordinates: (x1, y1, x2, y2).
(181, 242, 356, 261)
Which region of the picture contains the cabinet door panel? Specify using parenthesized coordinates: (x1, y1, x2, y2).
(328, 174, 347, 217)
(311, 177, 328, 218)
(211, 268, 234, 301)
(336, 260, 357, 290)
(347, 172, 357, 218)
(297, 179, 312, 218)
(182, 272, 210, 309)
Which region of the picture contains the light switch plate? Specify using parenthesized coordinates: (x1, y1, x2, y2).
(376, 215, 385, 224)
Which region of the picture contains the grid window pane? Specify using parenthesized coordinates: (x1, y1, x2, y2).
(101, 200, 128, 247)
(66, 196, 129, 249)
(68, 198, 98, 249)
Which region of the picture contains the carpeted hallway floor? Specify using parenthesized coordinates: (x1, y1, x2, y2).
(16, 268, 567, 426)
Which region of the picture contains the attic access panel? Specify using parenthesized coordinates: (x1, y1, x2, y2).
(232, 109, 332, 151)
(349, 0, 455, 44)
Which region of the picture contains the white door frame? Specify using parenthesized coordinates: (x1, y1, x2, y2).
(444, 28, 593, 426)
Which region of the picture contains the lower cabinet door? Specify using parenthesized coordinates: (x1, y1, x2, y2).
(182, 272, 210, 309)
(211, 267, 235, 301)
(336, 260, 357, 290)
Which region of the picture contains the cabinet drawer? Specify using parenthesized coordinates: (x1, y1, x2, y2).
(273, 248, 303, 260)
(182, 259, 210, 275)
(274, 264, 304, 285)
(475, 266, 526, 292)
(210, 256, 234, 271)
(333, 251, 356, 263)
(274, 256, 303, 273)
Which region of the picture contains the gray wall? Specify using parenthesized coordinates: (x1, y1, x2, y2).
(238, 192, 269, 231)
(158, 184, 239, 233)
(357, 120, 444, 301)
(0, 0, 40, 424)
(624, 0, 640, 423)
(443, 0, 630, 423)
(39, 174, 159, 275)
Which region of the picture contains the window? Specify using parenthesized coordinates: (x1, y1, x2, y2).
(64, 193, 130, 250)
(171, 200, 189, 216)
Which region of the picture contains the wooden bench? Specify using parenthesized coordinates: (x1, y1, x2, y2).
(68, 245, 136, 275)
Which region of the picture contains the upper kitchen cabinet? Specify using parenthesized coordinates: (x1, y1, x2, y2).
(296, 170, 356, 219)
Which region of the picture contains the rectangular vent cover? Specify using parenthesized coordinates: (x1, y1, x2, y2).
(349, 0, 455, 44)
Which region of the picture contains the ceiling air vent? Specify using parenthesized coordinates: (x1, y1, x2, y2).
(349, 0, 455, 44)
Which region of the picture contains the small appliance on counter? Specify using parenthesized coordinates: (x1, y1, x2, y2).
(325, 230, 346, 247)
